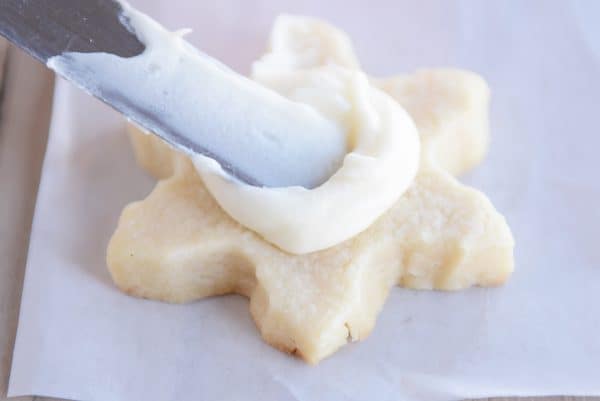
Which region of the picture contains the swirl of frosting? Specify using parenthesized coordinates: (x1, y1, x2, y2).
(192, 16, 420, 254)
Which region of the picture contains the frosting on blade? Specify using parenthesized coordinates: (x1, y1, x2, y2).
(48, 4, 347, 188)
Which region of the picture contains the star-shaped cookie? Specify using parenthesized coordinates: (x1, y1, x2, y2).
(107, 17, 514, 364)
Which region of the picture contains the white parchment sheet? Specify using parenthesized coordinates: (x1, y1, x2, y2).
(8, 1, 600, 400)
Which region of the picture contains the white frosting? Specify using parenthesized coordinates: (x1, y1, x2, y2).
(193, 16, 420, 254)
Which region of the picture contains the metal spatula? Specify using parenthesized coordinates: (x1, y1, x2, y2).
(0, 0, 346, 188)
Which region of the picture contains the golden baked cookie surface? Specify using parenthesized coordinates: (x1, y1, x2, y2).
(107, 17, 514, 364)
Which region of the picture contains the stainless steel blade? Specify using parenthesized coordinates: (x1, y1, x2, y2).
(0, 0, 345, 188)
(0, 0, 144, 62)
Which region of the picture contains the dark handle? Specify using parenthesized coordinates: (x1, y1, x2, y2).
(0, 0, 145, 63)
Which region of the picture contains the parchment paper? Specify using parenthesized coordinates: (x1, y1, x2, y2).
(8, 1, 600, 400)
